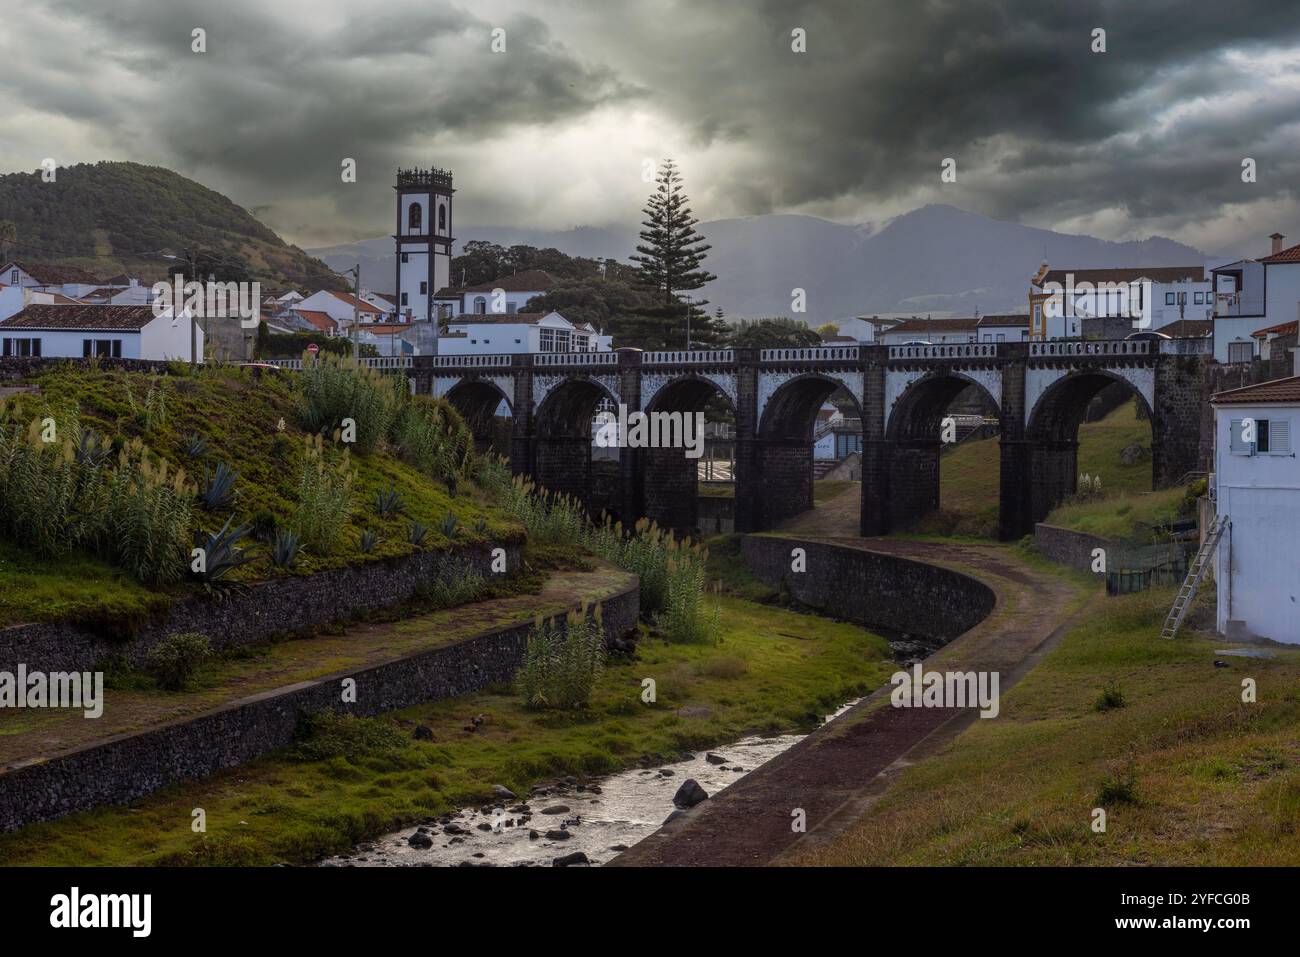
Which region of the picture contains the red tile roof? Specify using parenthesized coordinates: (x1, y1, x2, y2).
(887, 317, 978, 335)
(1212, 375, 1300, 404)
(977, 314, 1030, 327)
(447, 311, 551, 326)
(1260, 241, 1300, 264)
(0, 304, 157, 330)
(434, 270, 555, 298)
(1160, 319, 1213, 337)
(1250, 320, 1298, 339)
(329, 291, 385, 314)
(293, 309, 338, 333)
(1, 261, 105, 285)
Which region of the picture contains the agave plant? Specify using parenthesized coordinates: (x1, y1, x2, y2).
(440, 511, 461, 539)
(199, 460, 239, 511)
(473, 515, 488, 535)
(191, 516, 253, 598)
(407, 521, 429, 548)
(374, 486, 406, 518)
(269, 527, 302, 570)
(183, 432, 209, 459)
(358, 528, 381, 554)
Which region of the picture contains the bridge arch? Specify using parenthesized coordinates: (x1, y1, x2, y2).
(754, 373, 864, 529)
(1023, 369, 1155, 525)
(443, 378, 513, 455)
(641, 374, 738, 532)
(884, 371, 1002, 533)
(531, 376, 622, 521)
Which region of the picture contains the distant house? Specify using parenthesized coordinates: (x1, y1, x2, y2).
(432, 270, 556, 321)
(294, 290, 388, 329)
(0, 261, 106, 299)
(0, 304, 201, 362)
(878, 314, 1029, 346)
(438, 311, 611, 355)
(1212, 375, 1300, 644)
(1029, 263, 1210, 340)
(1212, 234, 1300, 364)
(1251, 320, 1299, 370)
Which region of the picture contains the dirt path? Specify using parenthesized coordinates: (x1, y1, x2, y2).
(609, 530, 1096, 867)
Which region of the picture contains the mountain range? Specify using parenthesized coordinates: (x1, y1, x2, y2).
(308, 204, 1212, 323)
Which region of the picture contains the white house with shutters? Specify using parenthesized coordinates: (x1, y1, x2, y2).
(1212, 375, 1300, 644)
(436, 311, 611, 356)
(0, 304, 201, 362)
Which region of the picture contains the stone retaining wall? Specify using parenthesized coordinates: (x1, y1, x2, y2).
(0, 538, 525, 674)
(1033, 523, 1113, 573)
(740, 535, 994, 642)
(0, 576, 639, 831)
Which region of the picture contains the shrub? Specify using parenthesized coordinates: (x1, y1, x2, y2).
(249, 508, 278, 545)
(269, 528, 302, 570)
(440, 511, 460, 539)
(182, 432, 208, 459)
(123, 375, 170, 433)
(660, 545, 720, 644)
(296, 353, 401, 454)
(292, 436, 354, 553)
(1096, 768, 1139, 806)
(374, 486, 406, 518)
(407, 521, 429, 548)
(0, 415, 99, 557)
(415, 568, 486, 609)
(95, 445, 194, 585)
(289, 711, 408, 762)
(147, 631, 211, 691)
(515, 607, 606, 709)
(198, 460, 239, 511)
(191, 516, 253, 597)
(390, 396, 473, 484)
(358, 528, 381, 554)
(1094, 681, 1126, 712)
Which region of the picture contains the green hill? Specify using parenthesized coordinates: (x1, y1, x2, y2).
(0, 161, 346, 293)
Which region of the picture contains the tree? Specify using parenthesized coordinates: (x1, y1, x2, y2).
(630, 160, 721, 348)
(725, 317, 821, 349)
(815, 322, 840, 338)
(0, 220, 16, 261)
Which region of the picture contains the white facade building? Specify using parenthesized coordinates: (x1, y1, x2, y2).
(394, 167, 453, 325)
(1212, 234, 1300, 364)
(433, 269, 555, 320)
(1212, 376, 1300, 644)
(294, 290, 388, 328)
(437, 311, 611, 356)
(0, 304, 202, 362)
(879, 314, 1029, 346)
(0, 261, 106, 299)
(1029, 264, 1210, 339)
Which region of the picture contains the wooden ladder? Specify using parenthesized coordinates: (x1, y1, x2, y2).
(1160, 515, 1227, 640)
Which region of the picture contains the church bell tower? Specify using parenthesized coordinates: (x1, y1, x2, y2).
(394, 167, 454, 347)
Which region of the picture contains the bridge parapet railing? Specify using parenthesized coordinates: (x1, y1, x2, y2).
(430, 354, 514, 369)
(1160, 337, 1213, 355)
(1029, 340, 1151, 358)
(259, 356, 413, 371)
(888, 343, 997, 361)
(533, 351, 619, 367)
(643, 349, 735, 365)
(759, 345, 860, 363)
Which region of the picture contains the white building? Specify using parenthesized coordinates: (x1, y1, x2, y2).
(293, 290, 388, 329)
(437, 311, 611, 355)
(394, 167, 454, 325)
(1212, 234, 1300, 364)
(433, 269, 555, 320)
(1029, 264, 1210, 339)
(878, 314, 1029, 346)
(0, 261, 106, 299)
(1212, 376, 1300, 644)
(0, 304, 202, 362)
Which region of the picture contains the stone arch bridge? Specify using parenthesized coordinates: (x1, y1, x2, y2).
(313, 340, 1209, 539)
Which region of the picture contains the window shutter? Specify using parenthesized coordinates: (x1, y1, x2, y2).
(1271, 418, 1292, 454)
(1228, 418, 1252, 455)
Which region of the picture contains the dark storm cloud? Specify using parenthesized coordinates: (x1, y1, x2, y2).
(5, 0, 1300, 249)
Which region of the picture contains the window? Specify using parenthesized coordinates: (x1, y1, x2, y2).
(8, 270, 17, 284)
(438, 205, 446, 232)
(408, 202, 423, 232)
(81, 338, 120, 358)
(506, 302, 517, 314)
(1193, 292, 1204, 304)
(1229, 417, 1292, 455)
(474, 297, 487, 314)
(401, 253, 409, 264)
(539, 328, 556, 351)
(555, 329, 572, 351)
(419, 281, 427, 295)
(514, 338, 522, 345)
(2, 337, 40, 357)
(400, 292, 408, 306)
(1228, 341, 1253, 364)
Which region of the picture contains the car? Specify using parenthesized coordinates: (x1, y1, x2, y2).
(1124, 331, 1172, 341)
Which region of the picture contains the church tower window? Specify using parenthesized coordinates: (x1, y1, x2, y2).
(408, 202, 423, 232)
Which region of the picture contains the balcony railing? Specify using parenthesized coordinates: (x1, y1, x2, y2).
(760, 345, 859, 362)
(643, 349, 735, 365)
(888, 343, 997, 360)
(1030, 340, 1150, 357)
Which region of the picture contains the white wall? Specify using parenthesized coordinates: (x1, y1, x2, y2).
(1214, 402, 1300, 643)
(140, 311, 203, 361)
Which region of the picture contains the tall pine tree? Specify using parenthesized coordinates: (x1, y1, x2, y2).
(630, 160, 721, 348)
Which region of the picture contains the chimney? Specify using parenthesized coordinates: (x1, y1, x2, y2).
(1271, 232, 1285, 255)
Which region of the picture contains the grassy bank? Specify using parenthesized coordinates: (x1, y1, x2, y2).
(0, 596, 893, 866)
(795, 588, 1300, 866)
(1042, 485, 1189, 542)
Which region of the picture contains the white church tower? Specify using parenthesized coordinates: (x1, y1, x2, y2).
(394, 167, 454, 350)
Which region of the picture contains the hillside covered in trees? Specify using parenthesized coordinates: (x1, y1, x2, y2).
(0, 161, 345, 292)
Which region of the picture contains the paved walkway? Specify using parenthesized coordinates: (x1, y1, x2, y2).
(611, 495, 1096, 866)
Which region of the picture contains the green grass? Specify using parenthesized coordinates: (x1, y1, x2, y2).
(0, 364, 523, 625)
(929, 399, 1156, 538)
(0, 596, 894, 866)
(1042, 486, 1188, 542)
(813, 479, 853, 504)
(796, 588, 1300, 866)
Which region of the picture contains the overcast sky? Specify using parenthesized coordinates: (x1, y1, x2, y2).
(3, 0, 1300, 257)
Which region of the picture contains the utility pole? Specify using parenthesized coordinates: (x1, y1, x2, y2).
(345, 264, 361, 359)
